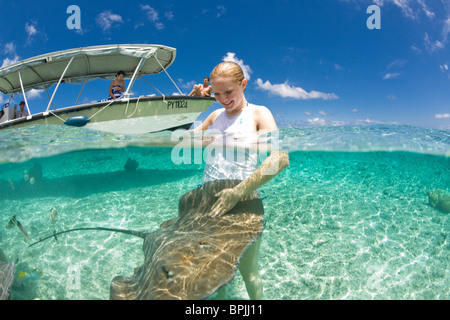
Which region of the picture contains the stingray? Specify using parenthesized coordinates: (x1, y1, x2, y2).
(0, 249, 17, 300)
(30, 180, 264, 300)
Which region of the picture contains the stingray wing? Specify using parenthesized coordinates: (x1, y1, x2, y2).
(0, 261, 16, 300)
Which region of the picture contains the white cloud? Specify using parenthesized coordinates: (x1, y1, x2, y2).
(443, 18, 450, 42)
(96, 10, 123, 32)
(134, 22, 144, 30)
(370, 1, 447, 53)
(222, 52, 252, 80)
(217, 5, 227, 18)
(25, 21, 45, 45)
(178, 78, 196, 90)
(357, 118, 400, 125)
(319, 110, 328, 116)
(4, 42, 16, 55)
(435, 113, 450, 119)
(165, 11, 174, 21)
(372, 0, 414, 19)
(75, 28, 89, 35)
(383, 72, 401, 79)
(418, 0, 435, 19)
(13, 89, 43, 102)
(373, 0, 427, 20)
(1, 55, 20, 68)
(1, 42, 20, 68)
(27, 89, 43, 100)
(256, 79, 339, 100)
(384, 60, 405, 79)
(307, 117, 327, 125)
(25, 22, 37, 38)
(387, 94, 397, 100)
(387, 59, 407, 69)
(410, 44, 422, 53)
(424, 32, 444, 52)
(140, 5, 164, 30)
(440, 63, 450, 79)
(394, 0, 416, 19)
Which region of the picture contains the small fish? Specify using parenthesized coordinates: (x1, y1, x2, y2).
(8, 179, 14, 191)
(5, 214, 17, 229)
(50, 206, 58, 224)
(5, 214, 31, 241)
(19, 268, 42, 281)
(17, 221, 31, 241)
(53, 229, 58, 242)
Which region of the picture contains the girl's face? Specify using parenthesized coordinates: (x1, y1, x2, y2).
(117, 74, 124, 81)
(211, 76, 247, 117)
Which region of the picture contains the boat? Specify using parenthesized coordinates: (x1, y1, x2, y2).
(0, 44, 215, 134)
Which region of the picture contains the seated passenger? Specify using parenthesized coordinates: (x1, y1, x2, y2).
(14, 101, 29, 119)
(109, 71, 126, 100)
(188, 77, 212, 97)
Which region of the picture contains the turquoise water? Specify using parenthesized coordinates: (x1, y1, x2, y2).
(0, 124, 449, 300)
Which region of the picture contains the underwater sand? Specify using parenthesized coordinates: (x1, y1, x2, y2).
(0, 125, 448, 300)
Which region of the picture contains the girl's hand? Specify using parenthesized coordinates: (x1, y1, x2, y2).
(209, 188, 242, 217)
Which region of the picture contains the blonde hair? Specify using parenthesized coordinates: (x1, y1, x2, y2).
(210, 61, 245, 84)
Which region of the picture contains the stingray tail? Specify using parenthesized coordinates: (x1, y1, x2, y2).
(28, 227, 147, 248)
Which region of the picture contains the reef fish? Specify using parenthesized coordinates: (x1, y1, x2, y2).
(50, 206, 58, 224)
(6, 214, 31, 241)
(19, 268, 42, 281)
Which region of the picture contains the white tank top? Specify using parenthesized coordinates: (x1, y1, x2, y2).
(202, 103, 260, 183)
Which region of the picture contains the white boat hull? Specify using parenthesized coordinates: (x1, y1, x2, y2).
(0, 96, 215, 134)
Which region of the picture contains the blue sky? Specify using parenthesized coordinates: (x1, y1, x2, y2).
(0, 0, 449, 129)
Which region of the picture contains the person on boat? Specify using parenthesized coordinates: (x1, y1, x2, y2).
(189, 61, 289, 299)
(109, 71, 125, 100)
(188, 76, 212, 97)
(13, 101, 29, 119)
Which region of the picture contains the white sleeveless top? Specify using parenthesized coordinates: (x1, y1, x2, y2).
(202, 103, 260, 183)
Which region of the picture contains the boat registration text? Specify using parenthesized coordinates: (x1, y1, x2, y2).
(167, 100, 188, 109)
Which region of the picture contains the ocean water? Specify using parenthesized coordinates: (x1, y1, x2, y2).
(0, 124, 448, 300)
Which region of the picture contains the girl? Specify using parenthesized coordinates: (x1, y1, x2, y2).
(190, 61, 289, 299)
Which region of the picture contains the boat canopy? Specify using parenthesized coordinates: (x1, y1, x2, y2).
(0, 44, 176, 95)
